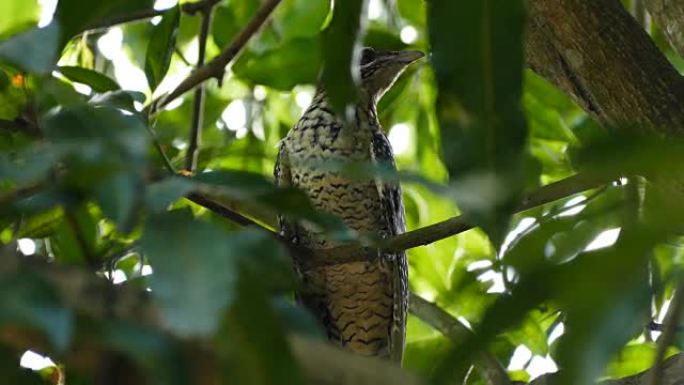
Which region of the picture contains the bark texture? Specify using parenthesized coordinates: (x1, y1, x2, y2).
(525, 0, 684, 134)
(644, 0, 684, 59)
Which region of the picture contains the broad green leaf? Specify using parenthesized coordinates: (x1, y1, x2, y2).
(428, 0, 528, 245)
(272, 0, 330, 42)
(0, 0, 40, 38)
(145, 5, 180, 91)
(233, 38, 321, 90)
(58, 66, 120, 93)
(0, 22, 60, 74)
(56, 0, 155, 44)
(141, 211, 286, 336)
(320, 0, 367, 116)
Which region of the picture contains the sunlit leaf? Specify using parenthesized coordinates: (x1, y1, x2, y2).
(58, 66, 120, 93)
(145, 5, 180, 92)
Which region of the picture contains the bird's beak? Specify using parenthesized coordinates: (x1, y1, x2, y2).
(394, 50, 425, 64)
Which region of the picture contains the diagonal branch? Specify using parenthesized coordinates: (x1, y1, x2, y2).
(301, 172, 610, 267)
(409, 293, 510, 385)
(151, 0, 283, 112)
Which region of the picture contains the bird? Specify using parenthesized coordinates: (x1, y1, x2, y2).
(274, 47, 423, 363)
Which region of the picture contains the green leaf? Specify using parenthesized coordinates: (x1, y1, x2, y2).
(217, 272, 305, 385)
(428, 0, 528, 245)
(145, 5, 180, 92)
(0, 272, 73, 350)
(0, 22, 60, 74)
(58, 66, 120, 93)
(56, 0, 154, 44)
(40, 104, 149, 231)
(320, 0, 366, 116)
(145, 177, 195, 212)
(0, 0, 40, 38)
(272, 0, 330, 42)
(233, 38, 321, 90)
(141, 211, 286, 336)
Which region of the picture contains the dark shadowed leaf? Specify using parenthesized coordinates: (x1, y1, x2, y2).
(40, 104, 149, 231)
(0, 271, 73, 350)
(144, 5, 180, 92)
(0, 346, 46, 385)
(141, 211, 286, 337)
(428, 0, 528, 245)
(217, 271, 304, 385)
(58, 66, 120, 93)
(320, 0, 366, 116)
(56, 0, 154, 44)
(0, 22, 60, 74)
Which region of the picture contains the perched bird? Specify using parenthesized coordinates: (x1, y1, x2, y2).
(275, 47, 423, 362)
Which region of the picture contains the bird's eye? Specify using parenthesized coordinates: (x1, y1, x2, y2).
(360, 48, 376, 65)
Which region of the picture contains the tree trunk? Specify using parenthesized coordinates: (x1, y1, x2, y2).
(644, 0, 684, 59)
(525, 0, 684, 134)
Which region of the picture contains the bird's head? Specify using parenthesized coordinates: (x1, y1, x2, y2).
(359, 47, 424, 103)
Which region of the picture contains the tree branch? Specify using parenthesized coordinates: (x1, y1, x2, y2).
(644, 0, 684, 59)
(185, 1, 219, 172)
(648, 277, 684, 385)
(302, 172, 609, 267)
(525, 0, 684, 133)
(151, 0, 283, 112)
(409, 293, 510, 385)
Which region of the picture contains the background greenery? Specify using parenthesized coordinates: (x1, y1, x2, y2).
(1, 0, 684, 384)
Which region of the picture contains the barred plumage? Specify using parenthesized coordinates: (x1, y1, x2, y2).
(275, 48, 423, 362)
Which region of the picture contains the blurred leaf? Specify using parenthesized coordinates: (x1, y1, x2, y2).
(320, 0, 366, 116)
(0, 345, 47, 385)
(99, 321, 188, 385)
(428, 0, 528, 245)
(141, 210, 285, 336)
(0, 22, 60, 74)
(58, 66, 120, 93)
(145, 5, 180, 92)
(89, 90, 146, 112)
(603, 343, 677, 379)
(211, 2, 259, 49)
(272, 0, 330, 42)
(0, 272, 73, 350)
(56, 0, 155, 44)
(233, 38, 321, 90)
(145, 177, 194, 212)
(218, 271, 304, 385)
(193, 170, 351, 238)
(41, 104, 149, 231)
(397, 0, 426, 27)
(0, 0, 40, 38)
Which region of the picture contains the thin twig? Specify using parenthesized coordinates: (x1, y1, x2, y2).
(185, 3, 216, 172)
(152, 0, 283, 112)
(649, 277, 684, 385)
(409, 293, 511, 385)
(187, 192, 262, 227)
